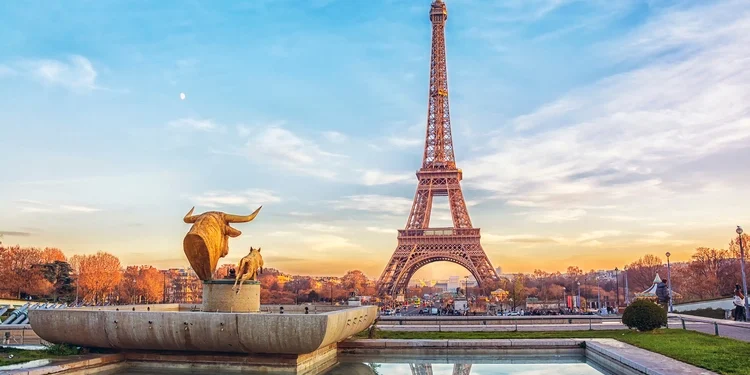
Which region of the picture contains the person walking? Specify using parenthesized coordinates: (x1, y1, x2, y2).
(733, 285, 746, 322)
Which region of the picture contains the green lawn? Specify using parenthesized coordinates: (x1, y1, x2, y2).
(0, 344, 82, 367)
(355, 329, 750, 375)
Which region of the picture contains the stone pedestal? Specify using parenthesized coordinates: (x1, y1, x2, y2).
(202, 279, 260, 312)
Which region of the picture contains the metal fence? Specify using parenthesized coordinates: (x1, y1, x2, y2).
(669, 314, 750, 341)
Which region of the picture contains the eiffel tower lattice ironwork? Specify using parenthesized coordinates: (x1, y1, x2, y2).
(409, 363, 472, 375)
(376, 0, 499, 297)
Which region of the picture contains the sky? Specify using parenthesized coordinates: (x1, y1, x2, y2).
(1, 0, 749, 280)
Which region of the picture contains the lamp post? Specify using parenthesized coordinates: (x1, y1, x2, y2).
(624, 266, 630, 306)
(576, 281, 581, 310)
(596, 277, 601, 311)
(614, 267, 619, 312)
(563, 286, 567, 310)
(666, 252, 673, 312)
(737, 226, 748, 319)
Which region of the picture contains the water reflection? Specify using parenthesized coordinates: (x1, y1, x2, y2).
(323, 356, 610, 375)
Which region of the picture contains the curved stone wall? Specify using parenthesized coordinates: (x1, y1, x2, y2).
(29, 306, 376, 355)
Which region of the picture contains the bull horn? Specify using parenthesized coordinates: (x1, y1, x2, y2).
(224, 206, 262, 223)
(184, 207, 198, 223)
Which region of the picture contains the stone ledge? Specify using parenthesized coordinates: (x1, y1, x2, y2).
(585, 339, 717, 375)
(5, 353, 125, 375)
(341, 338, 583, 349)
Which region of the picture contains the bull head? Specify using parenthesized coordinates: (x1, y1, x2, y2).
(183, 206, 262, 280)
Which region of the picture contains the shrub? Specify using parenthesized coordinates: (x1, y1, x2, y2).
(45, 343, 82, 356)
(622, 299, 667, 331)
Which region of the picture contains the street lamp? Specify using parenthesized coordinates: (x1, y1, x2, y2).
(624, 266, 630, 306)
(576, 281, 581, 310)
(614, 267, 619, 312)
(737, 226, 748, 319)
(563, 286, 567, 310)
(666, 252, 673, 312)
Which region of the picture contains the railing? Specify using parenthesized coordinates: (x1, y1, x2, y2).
(398, 228, 481, 237)
(669, 313, 750, 338)
(376, 315, 617, 332)
(1, 325, 48, 346)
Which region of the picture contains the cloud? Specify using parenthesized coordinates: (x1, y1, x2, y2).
(298, 223, 343, 233)
(359, 170, 413, 186)
(22, 55, 98, 91)
(576, 230, 622, 243)
(648, 231, 672, 239)
(521, 208, 587, 223)
(268, 231, 298, 237)
(0, 65, 16, 77)
(190, 189, 280, 208)
(387, 137, 422, 148)
(168, 118, 219, 132)
(247, 124, 346, 179)
(483, 234, 557, 244)
(465, 0, 750, 226)
(0, 231, 32, 237)
(331, 195, 413, 216)
(302, 234, 360, 251)
(366, 226, 393, 234)
(60, 205, 101, 213)
(17, 200, 100, 214)
(322, 131, 347, 143)
(237, 125, 252, 137)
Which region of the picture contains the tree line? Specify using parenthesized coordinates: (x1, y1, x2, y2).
(1, 232, 746, 306)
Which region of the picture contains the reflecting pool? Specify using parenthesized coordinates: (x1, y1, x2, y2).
(107, 353, 613, 375)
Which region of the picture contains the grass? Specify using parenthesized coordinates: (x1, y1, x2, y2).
(0, 344, 82, 366)
(355, 328, 750, 375)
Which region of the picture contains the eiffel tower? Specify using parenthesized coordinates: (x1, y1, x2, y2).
(410, 363, 472, 375)
(376, 0, 499, 296)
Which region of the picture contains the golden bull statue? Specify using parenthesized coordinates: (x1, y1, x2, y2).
(182, 206, 262, 280)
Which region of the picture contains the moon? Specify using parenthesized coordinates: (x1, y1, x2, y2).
(180, 92, 186, 100)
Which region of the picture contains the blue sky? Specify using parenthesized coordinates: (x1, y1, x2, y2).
(1, 0, 749, 278)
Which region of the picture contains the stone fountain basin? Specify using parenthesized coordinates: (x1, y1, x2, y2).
(29, 306, 377, 355)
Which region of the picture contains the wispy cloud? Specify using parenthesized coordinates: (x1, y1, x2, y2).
(302, 234, 361, 251)
(483, 234, 558, 244)
(0, 65, 16, 77)
(59, 205, 101, 213)
(366, 226, 393, 234)
(576, 230, 622, 243)
(465, 0, 750, 228)
(0, 230, 32, 237)
(387, 137, 422, 148)
(332, 195, 412, 216)
(298, 223, 343, 233)
(322, 131, 347, 143)
(246, 124, 346, 179)
(190, 189, 280, 208)
(359, 170, 413, 186)
(168, 118, 220, 132)
(21, 55, 99, 91)
(17, 200, 101, 214)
